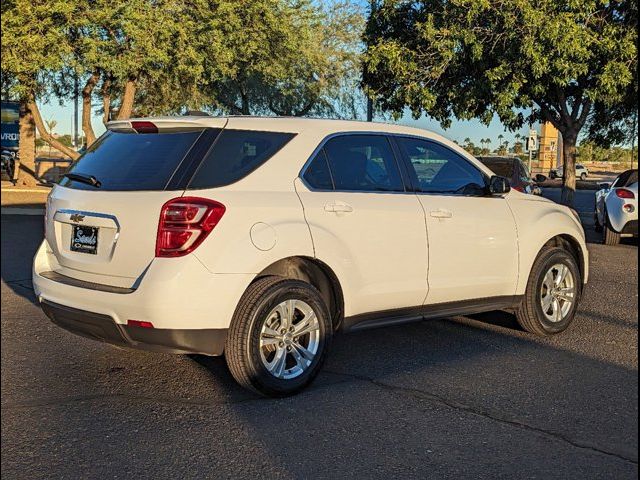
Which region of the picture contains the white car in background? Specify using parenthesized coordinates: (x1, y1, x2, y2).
(594, 169, 638, 245)
(33, 116, 588, 396)
(550, 164, 589, 181)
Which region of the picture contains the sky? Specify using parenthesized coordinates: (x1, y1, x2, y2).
(38, 100, 535, 148)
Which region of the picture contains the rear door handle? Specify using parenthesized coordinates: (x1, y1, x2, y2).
(324, 202, 354, 213)
(429, 209, 453, 219)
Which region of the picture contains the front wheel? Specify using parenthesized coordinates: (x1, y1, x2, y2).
(516, 247, 581, 335)
(225, 276, 332, 397)
(580, 173, 587, 181)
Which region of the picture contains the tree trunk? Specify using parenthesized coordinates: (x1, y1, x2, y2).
(101, 75, 112, 125)
(17, 101, 37, 187)
(560, 132, 577, 207)
(82, 71, 100, 145)
(116, 77, 137, 120)
(27, 96, 80, 161)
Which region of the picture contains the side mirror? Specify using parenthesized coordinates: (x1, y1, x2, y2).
(489, 175, 511, 195)
(534, 174, 547, 183)
(598, 182, 611, 190)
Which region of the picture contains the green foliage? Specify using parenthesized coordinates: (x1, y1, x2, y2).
(2, 0, 364, 119)
(577, 140, 637, 166)
(195, 0, 364, 117)
(363, 1, 637, 138)
(1, 0, 74, 99)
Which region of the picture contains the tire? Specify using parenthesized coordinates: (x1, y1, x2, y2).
(516, 247, 581, 336)
(225, 276, 332, 397)
(580, 173, 587, 181)
(602, 209, 621, 246)
(594, 214, 603, 232)
(603, 222, 621, 245)
(594, 202, 603, 232)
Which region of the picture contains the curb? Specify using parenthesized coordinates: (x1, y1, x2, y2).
(1, 207, 45, 216)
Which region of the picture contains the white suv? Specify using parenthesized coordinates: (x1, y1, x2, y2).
(551, 164, 589, 181)
(33, 117, 588, 396)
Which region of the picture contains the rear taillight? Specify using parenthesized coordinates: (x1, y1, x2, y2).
(512, 185, 524, 192)
(156, 197, 225, 258)
(128, 320, 154, 328)
(131, 121, 158, 134)
(616, 189, 635, 199)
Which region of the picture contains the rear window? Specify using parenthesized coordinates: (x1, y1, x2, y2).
(60, 130, 202, 191)
(477, 158, 514, 178)
(188, 129, 295, 189)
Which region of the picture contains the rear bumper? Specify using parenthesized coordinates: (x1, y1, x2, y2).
(33, 240, 256, 345)
(41, 300, 227, 355)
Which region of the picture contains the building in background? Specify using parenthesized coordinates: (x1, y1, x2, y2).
(1, 101, 20, 152)
(533, 121, 562, 173)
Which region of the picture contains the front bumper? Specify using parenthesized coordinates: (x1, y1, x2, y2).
(41, 300, 227, 355)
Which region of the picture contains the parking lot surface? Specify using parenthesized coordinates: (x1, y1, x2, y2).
(1, 188, 637, 479)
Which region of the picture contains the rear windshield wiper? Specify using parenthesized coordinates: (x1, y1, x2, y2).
(64, 173, 102, 188)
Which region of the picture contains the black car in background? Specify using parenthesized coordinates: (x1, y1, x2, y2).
(477, 156, 541, 194)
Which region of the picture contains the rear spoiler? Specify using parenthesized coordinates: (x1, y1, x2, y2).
(107, 117, 228, 133)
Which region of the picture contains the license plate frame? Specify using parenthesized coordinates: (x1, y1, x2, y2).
(70, 225, 99, 255)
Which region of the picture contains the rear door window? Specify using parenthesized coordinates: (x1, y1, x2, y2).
(322, 135, 404, 192)
(303, 150, 334, 190)
(188, 129, 295, 189)
(60, 130, 203, 191)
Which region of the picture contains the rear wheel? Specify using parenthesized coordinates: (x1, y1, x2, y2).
(580, 173, 587, 181)
(516, 247, 581, 336)
(602, 211, 621, 246)
(225, 276, 332, 397)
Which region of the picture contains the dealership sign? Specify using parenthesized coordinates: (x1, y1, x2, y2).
(1, 101, 20, 150)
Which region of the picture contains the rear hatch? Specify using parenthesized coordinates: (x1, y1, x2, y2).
(44, 118, 226, 288)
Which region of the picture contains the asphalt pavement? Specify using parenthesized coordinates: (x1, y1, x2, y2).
(1, 188, 637, 479)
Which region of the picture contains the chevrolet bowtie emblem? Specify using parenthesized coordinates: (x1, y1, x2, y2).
(69, 213, 85, 223)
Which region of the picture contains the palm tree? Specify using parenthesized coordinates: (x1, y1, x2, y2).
(484, 138, 491, 153)
(464, 137, 471, 146)
(45, 119, 57, 158)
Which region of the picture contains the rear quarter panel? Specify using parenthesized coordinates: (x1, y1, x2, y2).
(190, 189, 315, 274)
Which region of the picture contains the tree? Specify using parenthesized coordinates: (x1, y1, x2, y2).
(197, 0, 364, 118)
(1, 0, 79, 184)
(363, 0, 637, 206)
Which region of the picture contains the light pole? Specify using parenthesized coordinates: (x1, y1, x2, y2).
(73, 74, 79, 148)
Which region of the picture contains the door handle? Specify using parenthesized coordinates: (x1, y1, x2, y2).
(429, 209, 453, 219)
(324, 202, 354, 213)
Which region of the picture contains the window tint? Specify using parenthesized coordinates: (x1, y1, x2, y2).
(60, 130, 202, 191)
(614, 169, 638, 187)
(189, 129, 295, 189)
(398, 137, 487, 195)
(477, 158, 514, 178)
(518, 161, 531, 183)
(323, 135, 403, 192)
(304, 150, 334, 190)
